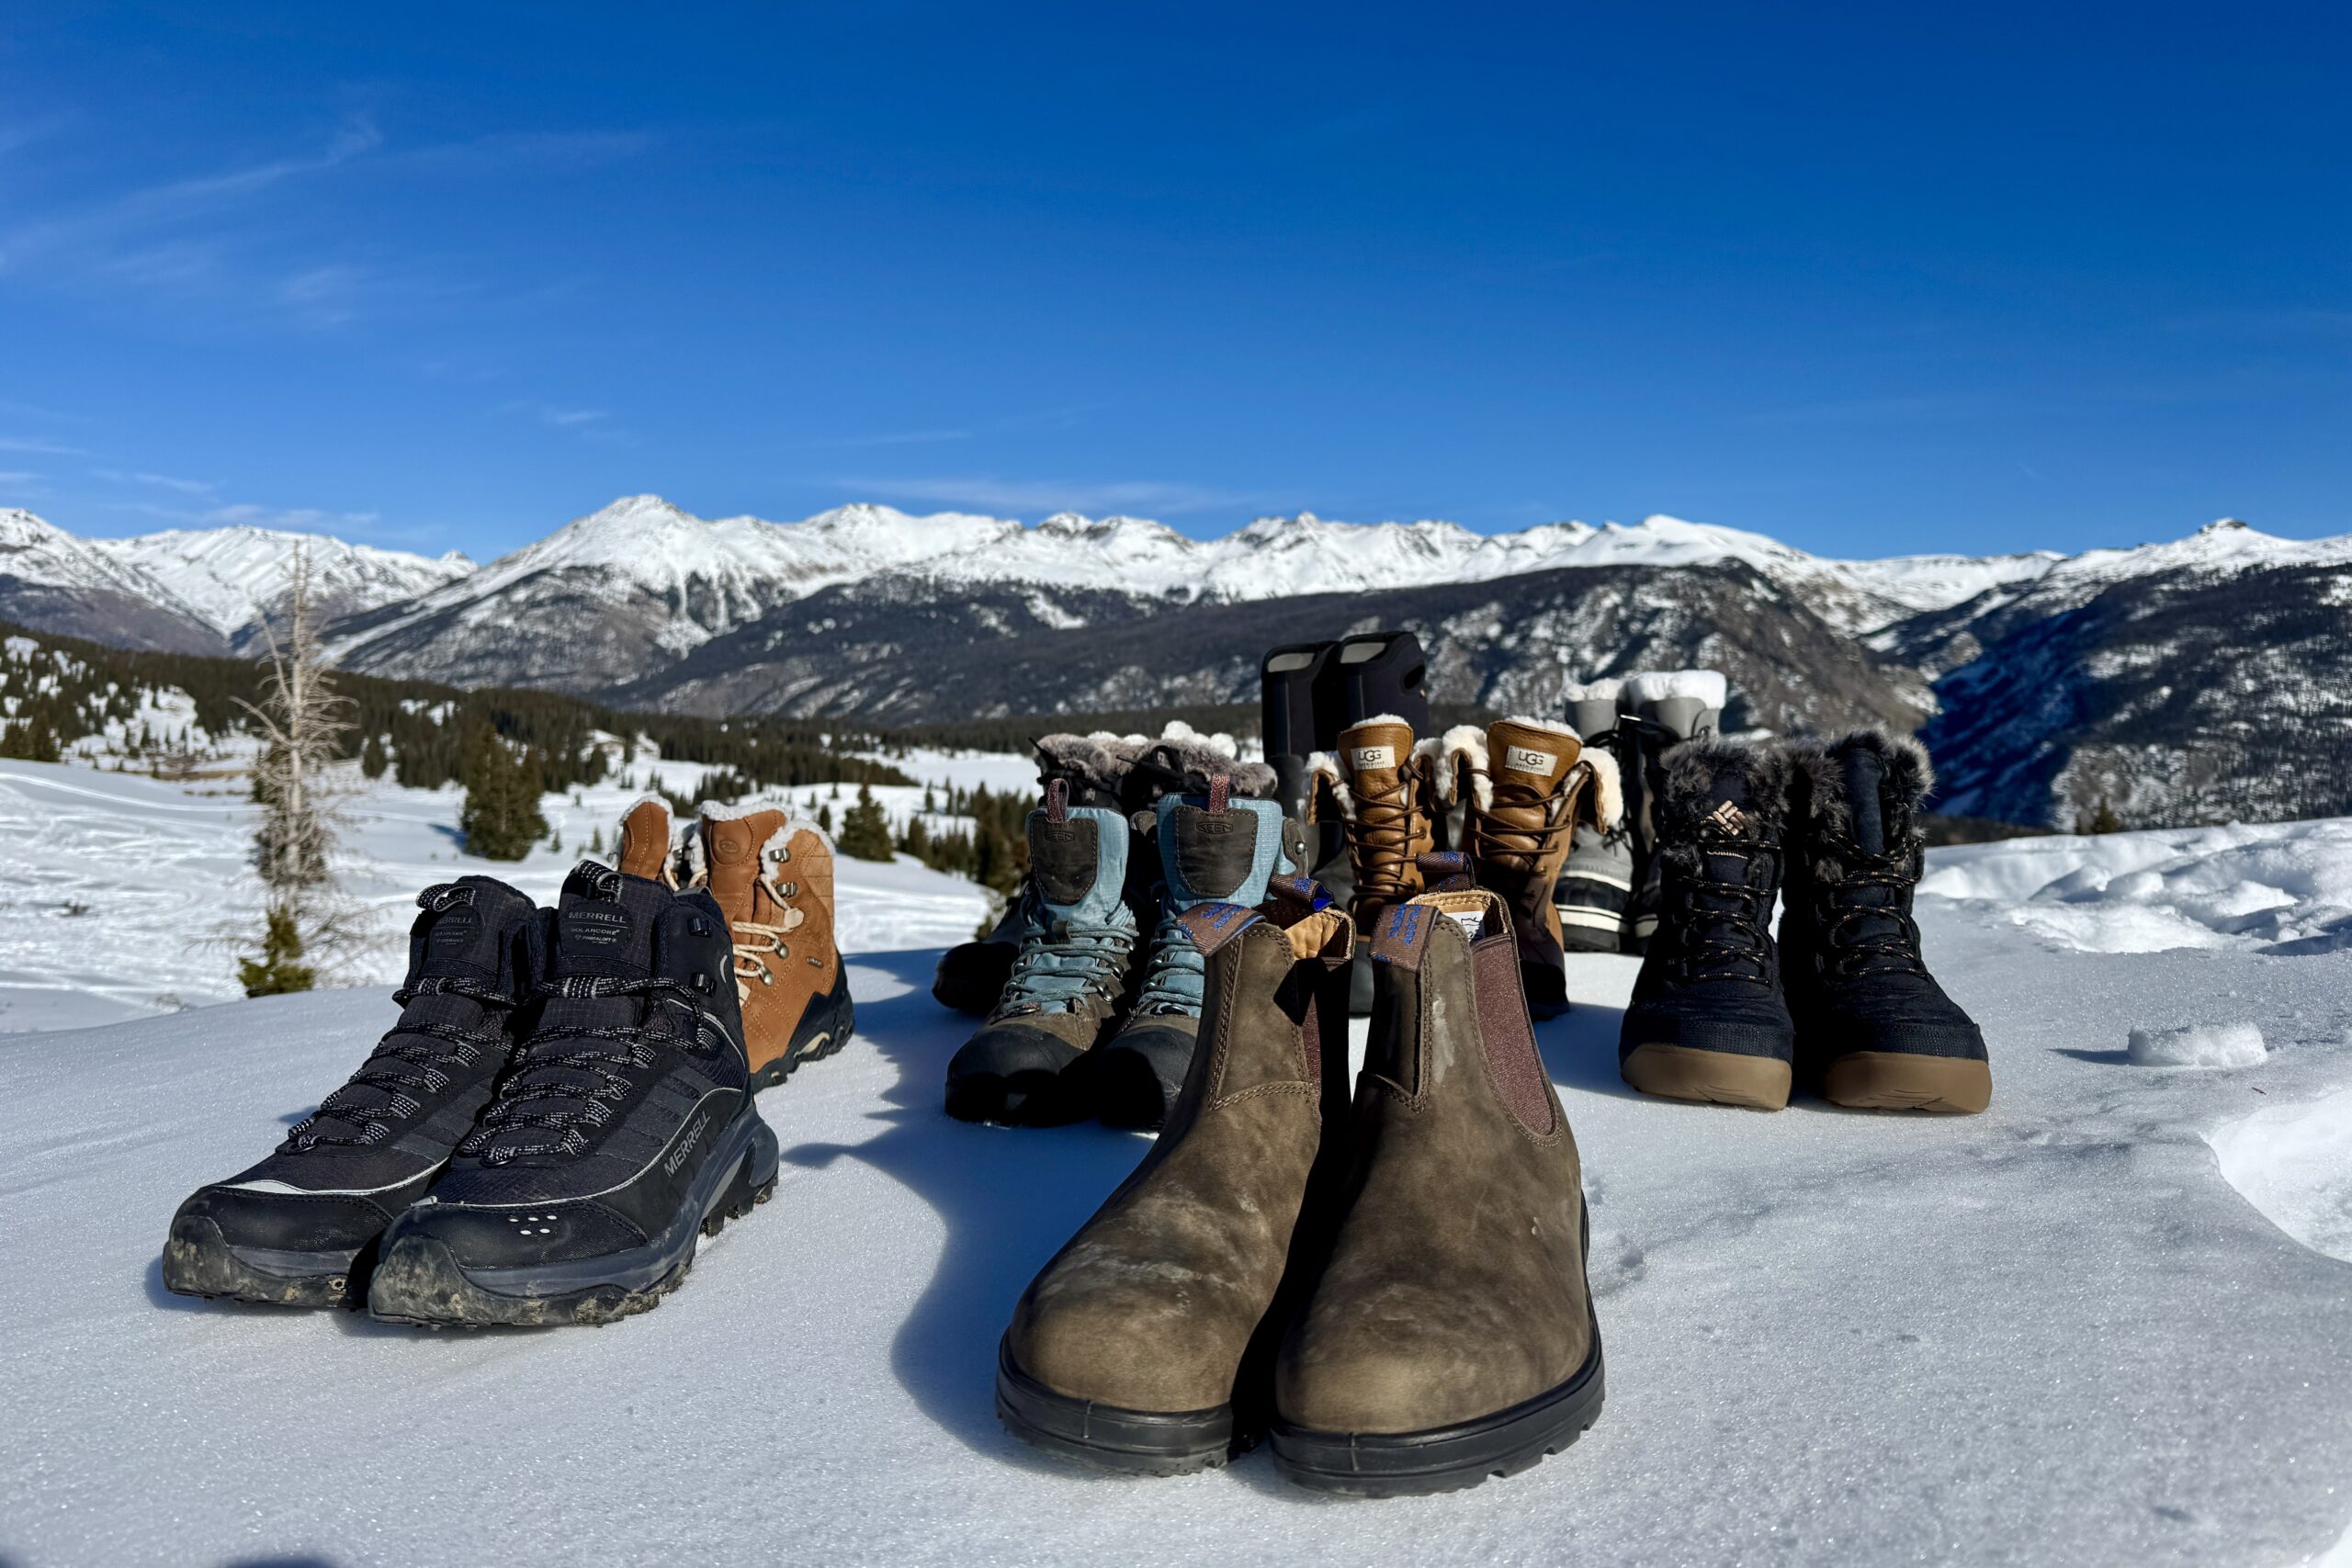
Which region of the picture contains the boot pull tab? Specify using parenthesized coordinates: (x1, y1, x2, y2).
(1176, 902, 1259, 956)
(1207, 773, 1230, 813)
(1266, 872, 1336, 915)
(1415, 850, 1474, 892)
(1044, 776, 1069, 825)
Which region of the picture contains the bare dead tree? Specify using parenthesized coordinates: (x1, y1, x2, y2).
(227, 547, 369, 993)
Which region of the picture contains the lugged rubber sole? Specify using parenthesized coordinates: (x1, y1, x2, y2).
(159, 1215, 366, 1309)
(749, 983, 856, 1091)
(995, 1337, 1243, 1475)
(1269, 1327, 1606, 1497)
(366, 1115, 779, 1329)
(1621, 1042, 1792, 1110)
(1822, 1051, 1992, 1114)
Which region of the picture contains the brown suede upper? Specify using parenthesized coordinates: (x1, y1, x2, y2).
(615, 797, 679, 885)
(696, 807, 842, 1077)
(1276, 887, 1594, 1435)
(1005, 907, 1351, 1415)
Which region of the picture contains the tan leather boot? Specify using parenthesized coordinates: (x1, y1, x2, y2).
(997, 881, 1352, 1473)
(1449, 717, 1592, 1019)
(688, 804, 854, 1089)
(1311, 715, 1447, 1014)
(1272, 886, 1602, 1495)
(613, 795, 683, 886)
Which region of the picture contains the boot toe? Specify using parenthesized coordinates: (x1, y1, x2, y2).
(1086, 1020, 1196, 1130)
(944, 1023, 1089, 1124)
(1008, 1287, 1234, 1415)
(1278, 1335, 1553, 1436)
(175, 1183, 394, 1257)
(931, 940, 1017, 1016)
(388, 1199, 646, 1271)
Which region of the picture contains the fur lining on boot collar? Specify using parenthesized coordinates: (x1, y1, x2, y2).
(1435, 723, 1491, 812)
(1581, 748, 1624, 829)
(1788, 730, 1933, 840)
(1658, 738, 1794, 819)
(679, 798, 835, 884)
(1033, 732, 1138, 799)
(1625, 669, 1728, 711)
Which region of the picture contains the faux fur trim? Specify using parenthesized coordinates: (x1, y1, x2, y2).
(1787, 730, 1934, 842)
(1305, 750, 1351, 820)
(1657, 737, 1794, 822)
(692, 798, 838, 868)
(1411, 735, 1454, 805)
(1437, 724, 1492, 813)
(1581, 749, 1624, 829)
(1560, 678, 1623, 704)
(1133, 732, 1277, 800)
(1034, 732, 1137, 799)
(1625, 669, 1728, 711)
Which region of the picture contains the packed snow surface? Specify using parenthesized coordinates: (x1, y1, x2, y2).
(2129, 1021, 2268, 1067)
(1, 767, 2348, 1566)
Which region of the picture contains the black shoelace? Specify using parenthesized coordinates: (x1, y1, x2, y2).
(1667, 839, 1777, 986)
(461, 974, 722, 1166)
(1814, 846, 1928, 979)
(283, 975, 523, 1151)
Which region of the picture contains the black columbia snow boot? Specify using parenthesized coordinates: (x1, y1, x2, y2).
(1617, 740, 1797, 1111)
(367, 863, 778, 1327)
(1783, 732, 1991, 1113)
(161, 879, 539, 1308)
(1617, 671, 1727, 953)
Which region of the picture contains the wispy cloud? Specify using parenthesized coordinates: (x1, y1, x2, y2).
(92, 468, 215, 495)
(0, 470, 41, 487)
(788, 427, 975, 450)
(537, 405, 610, 428)
(835, 475, 1275, 517)
(0, 435, 87, 456)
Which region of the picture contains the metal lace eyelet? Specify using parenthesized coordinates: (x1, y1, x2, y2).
(691, 972, 714, 995)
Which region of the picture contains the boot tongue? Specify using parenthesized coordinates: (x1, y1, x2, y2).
(1027, 805, 1124, 924)
(551, 861, 665, 980)
(614, 799, 674, 881)
(1841, 746, 1889, 856)
(1157, 794, 1283, 912)
(1338, 717, 1416, 802)
(702, 807, 785, 911)
(1485, 719, 1578, 800)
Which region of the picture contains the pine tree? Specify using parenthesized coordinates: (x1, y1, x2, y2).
(459, 725, 548, 861)
(2091, 796, 2122, 834)
(238, 906, 316, 997)
(360, 732, 389, 779)
(838, 783, 894, 862)
(818, 802, 833, 834)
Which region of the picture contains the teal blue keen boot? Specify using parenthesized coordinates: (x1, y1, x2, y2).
(1090, 777, 1294, 1131)
(944, 781, 1140, 1126)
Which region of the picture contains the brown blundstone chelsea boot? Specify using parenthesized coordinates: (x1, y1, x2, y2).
(1272, 886, 1603, 1496)
(684, 802, 854, 1089)
(1451, 717, 1593, 1020)
(996, 879, 1353, 1474)
(1311, 715, 1450, 1015)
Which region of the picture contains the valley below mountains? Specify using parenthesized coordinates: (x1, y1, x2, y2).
(5, 493, 2348, 830)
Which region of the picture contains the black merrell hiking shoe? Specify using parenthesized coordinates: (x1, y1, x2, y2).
(1783, 732, 1992, 1114)
(161, 879, 538, 1308)
(367, 863, 778, 1327)
(1617, 740, 1798, 1111)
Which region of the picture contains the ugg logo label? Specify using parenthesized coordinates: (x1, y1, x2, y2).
(1705, 800, 1749, 834)
(1350, 745, 1395, 770)
(1506, 745, 1555, 774)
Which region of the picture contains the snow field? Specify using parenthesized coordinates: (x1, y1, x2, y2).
(0, 763, 2347, 1563)
(2129, 1021, 2268, 1068)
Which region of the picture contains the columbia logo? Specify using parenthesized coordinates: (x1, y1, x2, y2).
(1705, 800, 1749, 834)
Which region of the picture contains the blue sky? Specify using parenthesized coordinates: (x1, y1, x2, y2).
(0, 3, 2344, 561)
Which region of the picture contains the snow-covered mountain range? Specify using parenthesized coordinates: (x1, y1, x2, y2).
(5, 493, 2348, 827)
(0, 507, 469, 651)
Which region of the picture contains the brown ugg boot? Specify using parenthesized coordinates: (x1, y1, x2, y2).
(1448, 717, 1593, 1020)
(996, 880, 1352, 1474)
(1309, 715, 1450, 1014)
(1272, 885, 1603, 1496)
(685, 803, 854, 1089)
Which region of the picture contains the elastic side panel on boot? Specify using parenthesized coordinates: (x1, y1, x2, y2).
(1469, 934, 1555, 1135)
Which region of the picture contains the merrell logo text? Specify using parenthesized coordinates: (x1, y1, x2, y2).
(664, 1114, 710, 1175)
